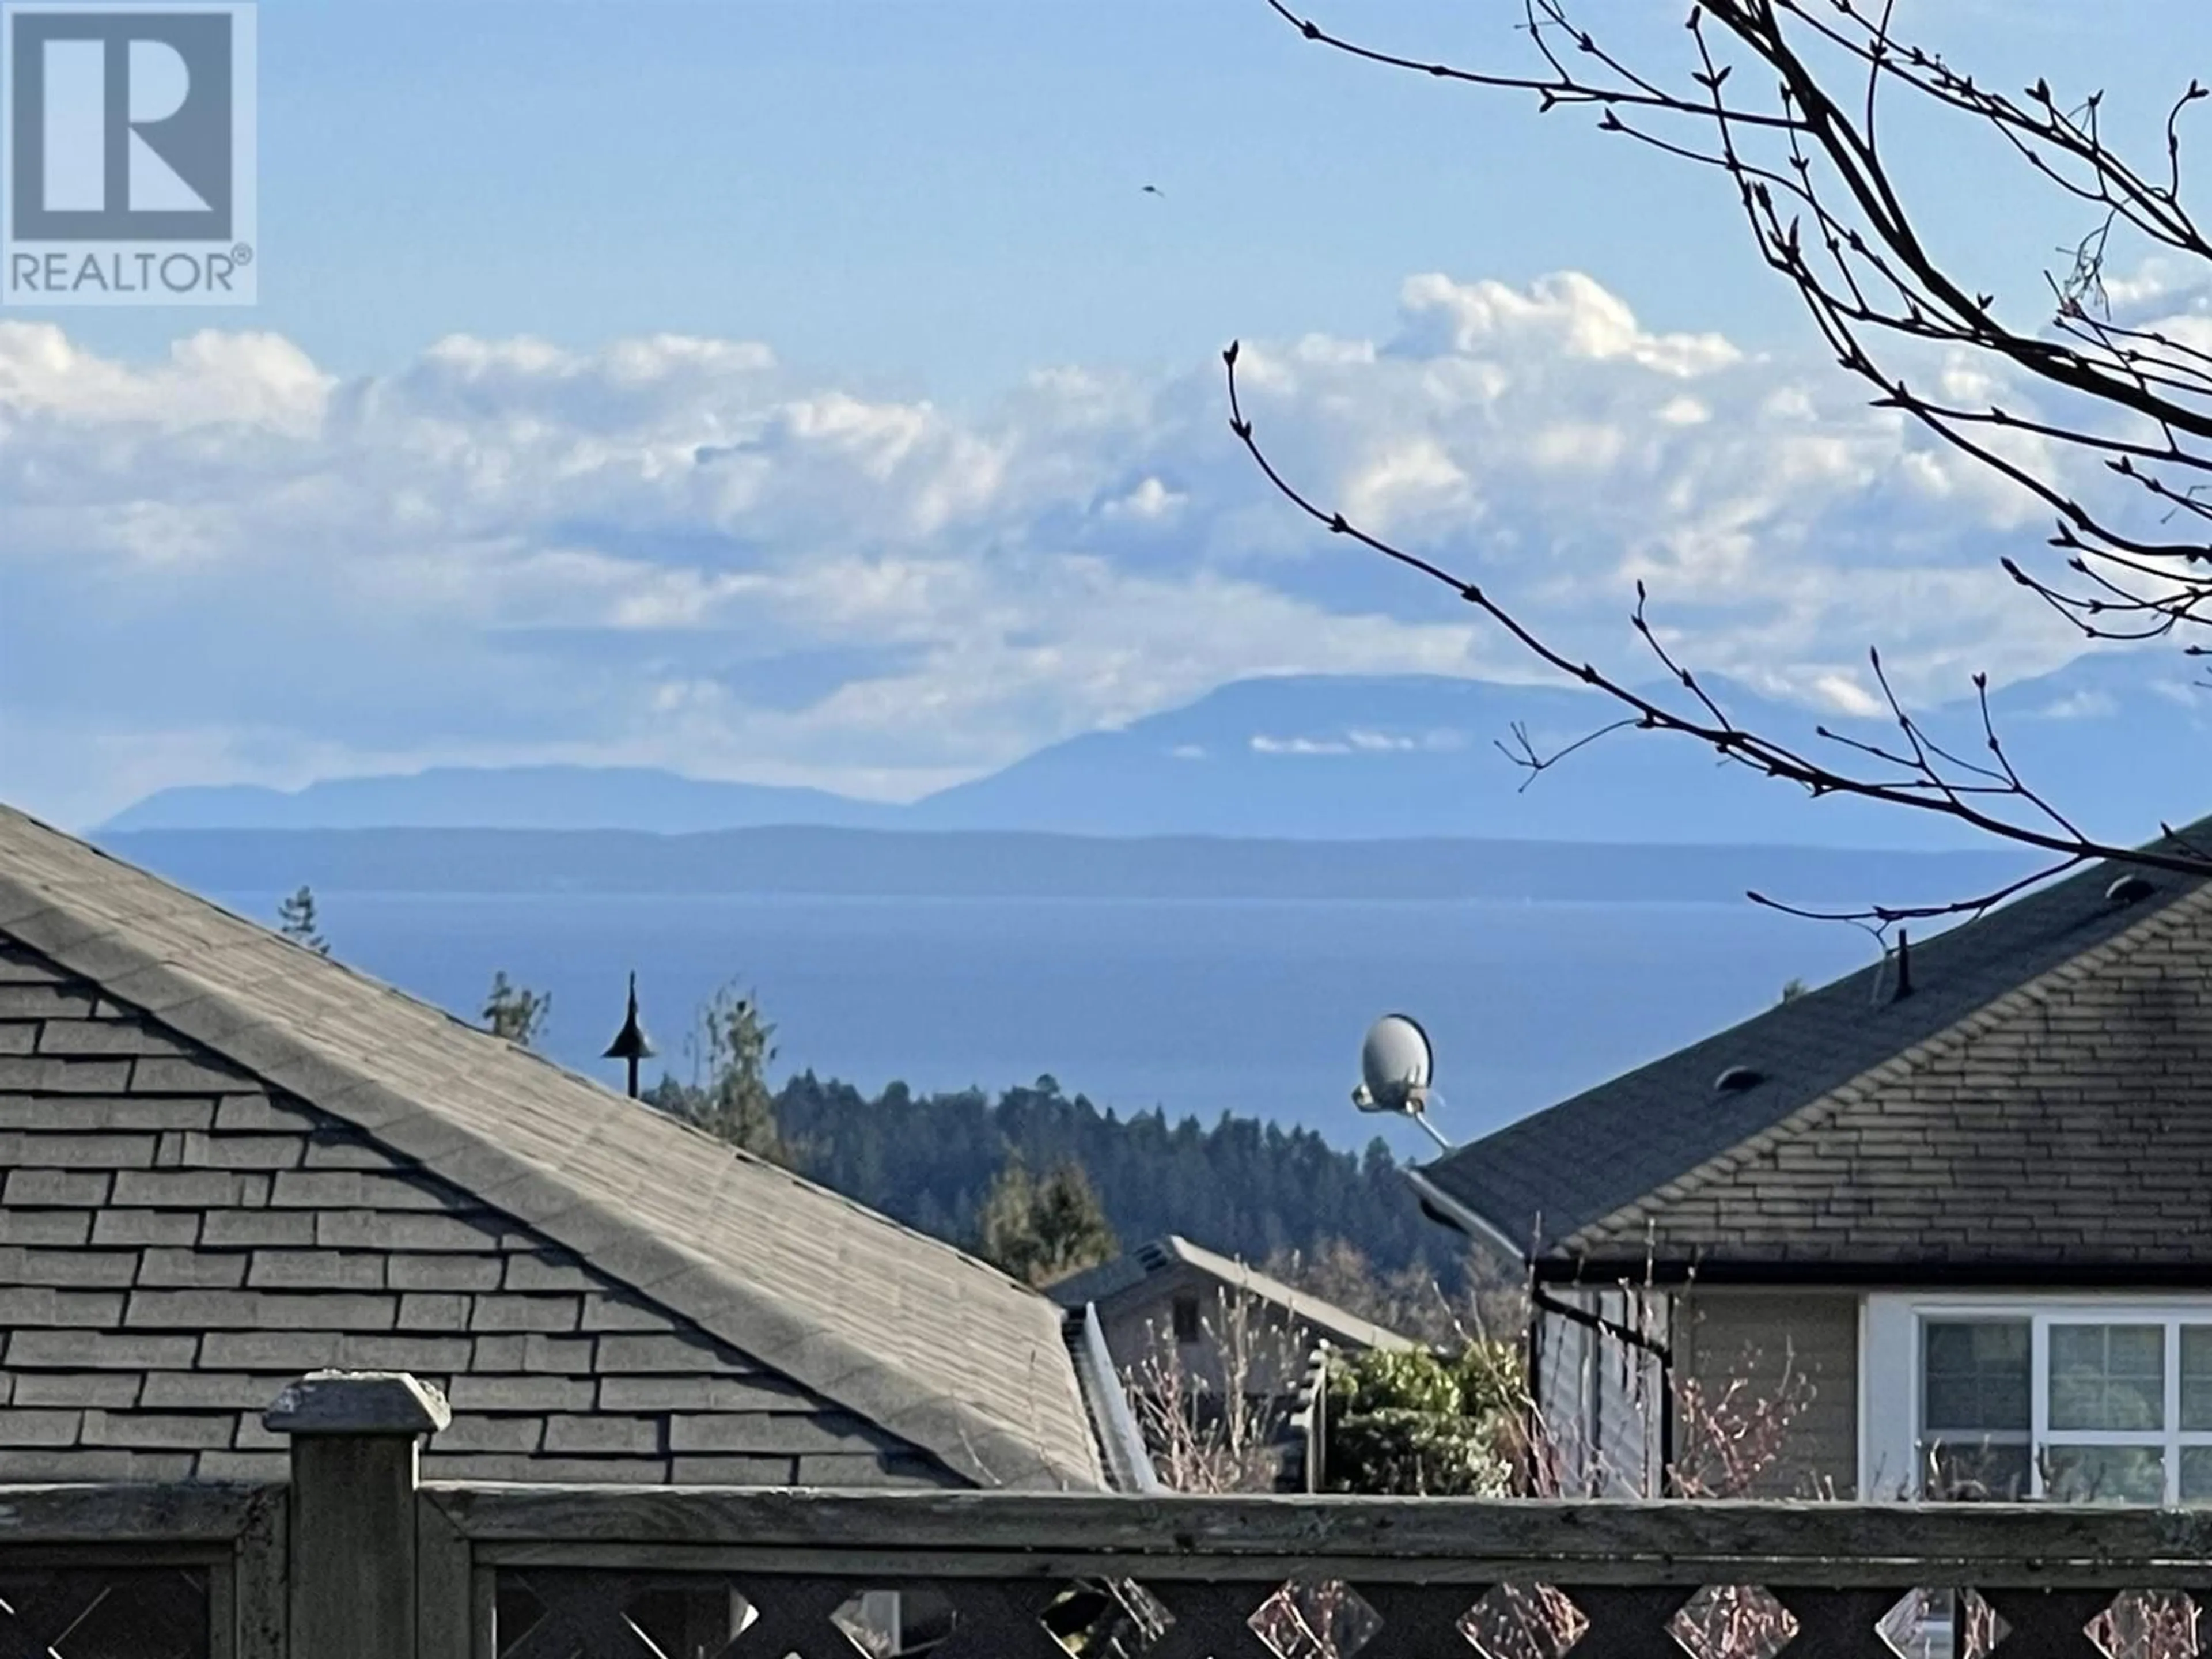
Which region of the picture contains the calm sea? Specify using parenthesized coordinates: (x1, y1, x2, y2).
(207, 890, 1874, 1154)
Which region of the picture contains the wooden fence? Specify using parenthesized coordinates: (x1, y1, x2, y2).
(5, 1371, 2212, 1659)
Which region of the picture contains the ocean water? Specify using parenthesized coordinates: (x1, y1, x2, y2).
(208, 889, 1876, 1154)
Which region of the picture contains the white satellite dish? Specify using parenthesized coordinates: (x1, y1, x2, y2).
(1352, 1014, 1452, 1150)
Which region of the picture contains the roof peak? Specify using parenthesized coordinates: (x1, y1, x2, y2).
(0, 802, 1104, 1490)
(1419, 812, 2212, 1263)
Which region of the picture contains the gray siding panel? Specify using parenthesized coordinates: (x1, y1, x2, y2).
(1532, 1301, 1591, 1493)
(1673, 1289, 1858, 1499)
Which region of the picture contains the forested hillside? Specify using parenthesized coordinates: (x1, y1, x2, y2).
(770, 1071, 1461, 1283)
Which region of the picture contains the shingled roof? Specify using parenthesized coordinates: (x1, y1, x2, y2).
(0, 805, 1104, 1488)
(1050, 1235, 1414, 1354)
(1413, 816, 2212, 1282)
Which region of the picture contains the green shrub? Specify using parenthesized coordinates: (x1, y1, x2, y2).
(1321, 1341, 1524, 1495)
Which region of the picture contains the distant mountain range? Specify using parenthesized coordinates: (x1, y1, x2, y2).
(102, 654, 2208, 850)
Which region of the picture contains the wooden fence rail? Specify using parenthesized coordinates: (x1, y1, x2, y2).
(0, 1373, 2208, 1658)
(0, 1479, 284, 1659)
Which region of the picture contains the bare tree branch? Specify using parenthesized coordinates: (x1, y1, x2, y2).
(1224, 342, 2211, 928)
(1233, 0, 2212, 919)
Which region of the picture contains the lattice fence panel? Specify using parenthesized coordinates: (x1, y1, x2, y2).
(0, 1566, 211, 1659)
(489, 1570, 2212, 1659)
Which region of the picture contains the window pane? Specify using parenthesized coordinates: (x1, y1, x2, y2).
(1922, 1320, 2030, 1431)
(2182, 1328, 2212, 1432)
(2181, 1446, 2212, 1505)
(1919, 1438, 2030, 1502)
(2048, 1324, 2165, 1432)
(2044, 1444, 2166, 1505)
(1171, 1297, 1200, 1344)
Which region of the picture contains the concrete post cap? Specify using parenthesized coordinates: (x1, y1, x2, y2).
(263, 1369, 453, 1437)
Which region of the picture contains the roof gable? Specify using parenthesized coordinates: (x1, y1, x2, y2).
(0, 806, 1102, 1489)
(1566, 877, 2212, 1274)
(1051, 1235, 1413, 1353)
(1419, 817, 2212, 1269)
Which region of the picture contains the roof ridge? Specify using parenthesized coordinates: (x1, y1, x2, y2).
(40, 813, 1041, 1293)
(1561, 875, 2212, 1256)
(1425, 813, 2212, 1257)
(1590, 821, 2207, 1081)
(0, 805, 1101, 1489)
(1147, 1234, 1416, 1351)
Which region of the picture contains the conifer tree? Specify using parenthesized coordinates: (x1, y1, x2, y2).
(976, 1153, 1118, 1288)
(482, 971, 552, 1048)
(276, 886, 328, 956)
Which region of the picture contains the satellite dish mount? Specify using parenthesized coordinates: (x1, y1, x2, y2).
(1353, 1013, 1452, 1152)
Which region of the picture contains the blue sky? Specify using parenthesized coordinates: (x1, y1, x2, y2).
(6, 0, 2211, 827)
(60, 0, 2185, 395)
(67, 1, 1779, 392)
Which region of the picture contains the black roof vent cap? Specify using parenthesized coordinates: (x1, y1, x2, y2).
(2106, 873, 2157, 906)
(1713, 1065, 1764, 1094)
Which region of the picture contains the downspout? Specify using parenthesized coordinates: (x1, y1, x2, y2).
(1525, 1305, 1544, 1494)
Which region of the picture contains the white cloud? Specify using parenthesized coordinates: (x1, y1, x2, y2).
(0, 324, 331, 431)
(1810, 673, 1884, 718)
(0, 267, 2108, 827)
(1103, 475, 1186, 521)
(1249, 727, 1469, 757)
(1394, 271, 1741, 376)
(1251, 734, 1352, 756)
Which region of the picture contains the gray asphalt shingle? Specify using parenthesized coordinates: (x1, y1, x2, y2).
(1420, 816, 2212, 1274)
(0, 805, 1105, 1489)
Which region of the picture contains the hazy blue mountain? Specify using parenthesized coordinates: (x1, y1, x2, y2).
(904, 671, 1911, 844)
(102, 764, 896, 834)
(101, 654, 2207, 847)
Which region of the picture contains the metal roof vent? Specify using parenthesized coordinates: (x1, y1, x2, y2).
(1136, 1240, 1176, 1274)
(1713, 1066, 1764, 1094)
(2106, 873, 2156, 906)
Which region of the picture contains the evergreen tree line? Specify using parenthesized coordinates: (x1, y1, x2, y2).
(772, 1071, 1460, 1287)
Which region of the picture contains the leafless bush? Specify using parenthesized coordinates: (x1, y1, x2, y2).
(1484, 1331, 1817, 1659)
(2090, 1592, 2201, 1659)
(1667, 1351, 1817, 1499)
(1123, 1284, 1308, 1493)
(1262, 1238, 1530, 1349)
(1459, 1583, 1588, 1659)
(1247, 1579, 1381, 1659)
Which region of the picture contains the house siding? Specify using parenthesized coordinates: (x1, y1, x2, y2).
(1097, 1264, 1340, 1399)
(0, 938, 957, 1487)
(1672, 1289, 1858, 1499)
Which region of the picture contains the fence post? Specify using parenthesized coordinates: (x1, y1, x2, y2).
(264, 1369, 452, 1659)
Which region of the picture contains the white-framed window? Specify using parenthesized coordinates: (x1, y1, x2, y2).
(1862, 1296, 2212, 1506)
